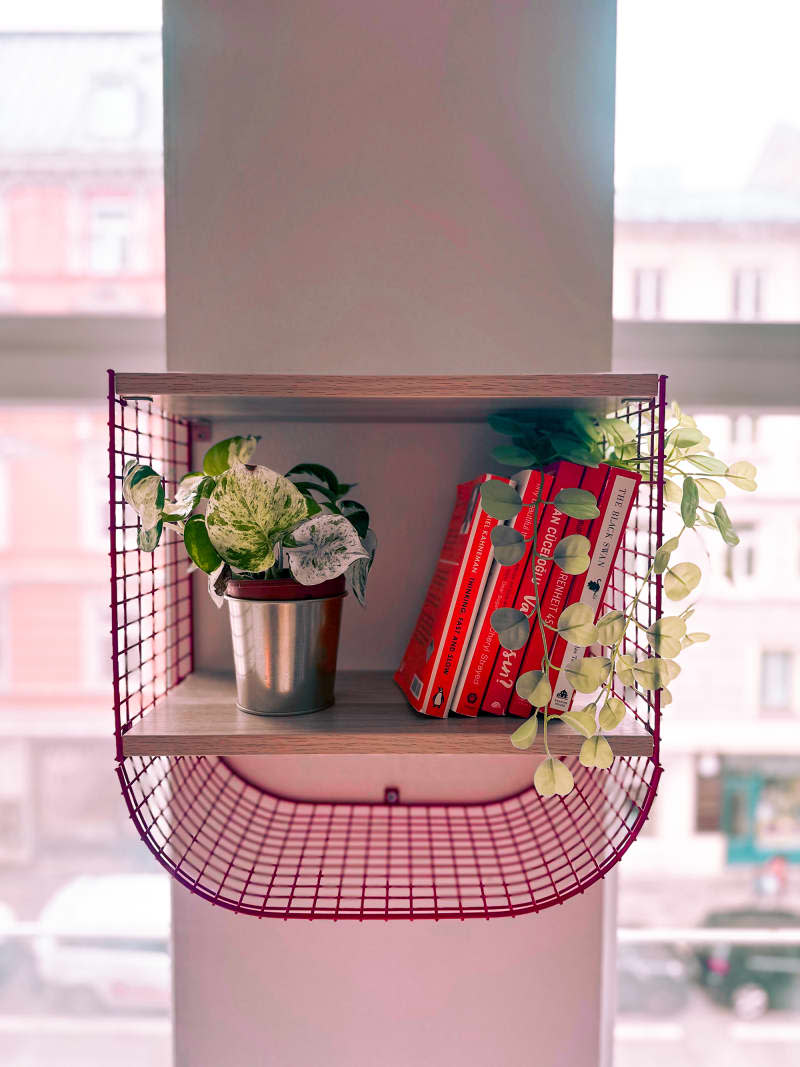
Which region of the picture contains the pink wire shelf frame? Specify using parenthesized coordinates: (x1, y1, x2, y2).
(108, 370, 666, 920)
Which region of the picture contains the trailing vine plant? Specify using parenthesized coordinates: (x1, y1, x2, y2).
(480, 402, 757, 798)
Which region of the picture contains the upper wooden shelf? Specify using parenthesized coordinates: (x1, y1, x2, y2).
(114, 373, 660, 422)
(121, 670, 655, 757)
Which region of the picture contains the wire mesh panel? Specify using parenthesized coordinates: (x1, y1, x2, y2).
(109, 372, 665, 920)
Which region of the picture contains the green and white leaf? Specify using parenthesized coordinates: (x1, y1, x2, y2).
(579, 735, 614, 770)
(137, 520, 163, 552)
(122, 462, 164, 532)
(202, 435, 260, 477)
(598, 696, 626, 731)
(345, 528, 377, 607)
(713, 501, 740, 546)
(553, 534, 591, 575)
(632, 657, 681, 691)
(162, 473, 216, 522)
(664, 561, 701, 601)
(725, 460, 757, 492)
(491, 526, 527, 566)
(564, 655, 612, 694)
(490, 608, 530, 651)
(596, 610, 626, 645)
(561, 703, 597, 738)
(554, 488, 600, 520)
(510, 715, 539, 750)
(557, 602, 598, 646)
(534, 757, 574, 798)
(285, 514, 370, 586)
(205, 462, 308, 572)
(515, 670, 552, 707)
(480, 480, 522, 520)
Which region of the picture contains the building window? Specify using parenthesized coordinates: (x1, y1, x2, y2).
(732, 268, 763, 321)
(631, 268, 664, 320)
(88, 200, 134, 275)
(760, 651, 793, 712)
(724, 522, 756, 581)
(695, 754, 722, 832)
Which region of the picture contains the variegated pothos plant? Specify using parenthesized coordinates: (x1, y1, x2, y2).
(481, 402, 756, 797)
(122, 436, 376, 606)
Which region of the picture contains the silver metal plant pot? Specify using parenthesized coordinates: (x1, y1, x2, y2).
(225, 576, 346, 716)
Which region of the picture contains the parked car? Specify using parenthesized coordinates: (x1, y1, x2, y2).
(34, 874, 170, 1013)
(696, 907, 800, 1019)
(617, 940, 692, 1016)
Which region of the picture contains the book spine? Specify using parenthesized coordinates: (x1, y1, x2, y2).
(548, 468, 642, 713)
(450, 470, 548, 716)
(479, 463, 583, 715)
(505, 464, 608, 718)
(420, 474, 512, 717)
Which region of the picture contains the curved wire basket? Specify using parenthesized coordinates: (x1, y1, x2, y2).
(108, 373, 665, 920)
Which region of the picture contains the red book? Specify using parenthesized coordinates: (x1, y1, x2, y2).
(450, 468, 552, 716)
(479, 461, 585, 715)
(394, 474, 513, 717)
(505, 463, 608, 718)
(548, 466, 641, 713)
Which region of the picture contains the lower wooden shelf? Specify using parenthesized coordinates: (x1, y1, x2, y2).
(121, 671, 655, 757)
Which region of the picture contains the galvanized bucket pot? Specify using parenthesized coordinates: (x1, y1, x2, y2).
(225, 576, 345, 716)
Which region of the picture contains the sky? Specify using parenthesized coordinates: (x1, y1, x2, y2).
(2, 0, 799, 194)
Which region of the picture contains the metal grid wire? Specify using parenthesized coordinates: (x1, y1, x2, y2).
(109, 371, 665, 920)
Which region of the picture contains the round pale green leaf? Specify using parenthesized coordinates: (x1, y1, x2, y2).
(663, 480, 682, 504)
(510, 715, 539, 750)
(534, 757, 574, 798)
(653, 535, 680, 575)
(488, 412, 524, 435)
(680, 477, 699, 528)
(604, 418, 636, 446)
(646, 616, 687, 658)
(491, 444, 536, 467)
(553, 534, 591, 575)
(202, 435, 260, 477)
(661, 688, 673, 707)
(184, 515, 223, 574)
(725, 460, 757, 492)
(664, 562, 701, 601)
(667, 426, 704, 449)
(696, 478, 725, 504)
(515, 670, 552, 707)
(480, 480, 522, 520)
(557, 602, 598, 646)
(205, 463, 308, 572)
(598, 696, 626, 731)
(596, 610, 626, 645)
(491, 526, 527, 566)
(685, 631, 710, 645)
(632, 657, 681, 691)
(561, 703, 597, 738)
(713, 501, 740, 546)
(285, 514, 371, 585)
(564, 655, 612, 694)
(686, 455, 728, 476)
(553, 488, 600, 520)
(617, 654, 635, 687)
(490, 608, 530, 651)
(579, 735, 614, 770)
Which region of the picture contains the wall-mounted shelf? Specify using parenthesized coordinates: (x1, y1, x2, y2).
(108, 370, 665, 920)
(121, 671, 655, 757)
(114, 372, 660, 421)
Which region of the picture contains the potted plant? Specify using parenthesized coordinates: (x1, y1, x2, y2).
(122, 435, 376, 715)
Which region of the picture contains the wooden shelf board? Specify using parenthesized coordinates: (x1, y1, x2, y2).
(114, 373, 659, 421)
(121, 671, 655, 757)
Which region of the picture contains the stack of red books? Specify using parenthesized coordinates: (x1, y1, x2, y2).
(394, 462, 641, 718)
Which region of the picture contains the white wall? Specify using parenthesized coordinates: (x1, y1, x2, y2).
(163, 2, 618, 1065)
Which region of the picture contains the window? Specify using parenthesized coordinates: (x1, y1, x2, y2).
(732, 269, 763, 320)
(86, 77, 141, 140)
(88, 200, 135, 275)
(695, 754, 723, 833)
(760, 650, 793, 711)
(724, 521, 756, 581)
(631, 268, 663, 320)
